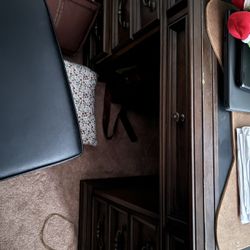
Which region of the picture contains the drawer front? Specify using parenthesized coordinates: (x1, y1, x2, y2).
(130, 215, 159, 250)
(109, 205, 129, 250)
(92, 198, 108, 250)
(136, 0, 159, 33)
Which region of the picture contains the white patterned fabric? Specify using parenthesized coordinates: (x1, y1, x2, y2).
(236, 127, 250, 224)
(64, 60, 97, 146)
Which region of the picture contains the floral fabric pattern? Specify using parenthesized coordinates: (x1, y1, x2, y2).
(64, 60, 97, 146)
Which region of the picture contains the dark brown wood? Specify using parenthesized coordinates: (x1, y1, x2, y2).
(78, 181, 92, 250)
(84, 0, 112, 66)
(130, 215, 159, 250)
(111, 0, 131, 51)
(133, 0, 160, 38)
(84, 0, 160, 66)
(109, 206, 129, 250)
(92, 198, 108, 250)
(159, 0, 167, 248)
(80, 0, 221, 249)
(160, 0, 219, 249)
(167, 0, 187, 11)
(78, 176, 159, 250)
(165, 10, 190, 249)
(202, 4, 217, 249)
(189, 0, 218, 249)
(188, 0, 204, 248)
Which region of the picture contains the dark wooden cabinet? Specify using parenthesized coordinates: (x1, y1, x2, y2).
(78, 176, 159, 250)
(160, 0, 218, 249)
(134, 0, 159, 36)
(166, 12, 191, 247)
(131, 215, 159, 250)
(167, 0, 187, 10)
(109, 206, 129, 250)
(86, 0, 111, 65)
(83, 0, 160, 67)
(92, 198, 108, 250)
(111, 0, 131, 50)
(80, 0, 220, 249)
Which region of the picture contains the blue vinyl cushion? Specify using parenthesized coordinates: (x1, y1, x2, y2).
(0, 0, 82, 179)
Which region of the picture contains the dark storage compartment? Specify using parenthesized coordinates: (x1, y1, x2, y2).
(78, 176, 159, 250)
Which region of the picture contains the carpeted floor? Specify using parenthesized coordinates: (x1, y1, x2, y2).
(0, 82, 158, 250)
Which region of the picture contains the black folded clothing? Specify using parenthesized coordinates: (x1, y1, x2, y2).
(0, 0, 82, 179)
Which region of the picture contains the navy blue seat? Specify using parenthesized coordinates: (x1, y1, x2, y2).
(0, 0, 82, 179)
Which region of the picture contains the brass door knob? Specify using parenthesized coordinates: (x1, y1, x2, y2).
(172, 112, 185, 123)
(172, 112, 180, 122)
(180, 113, 185, 122)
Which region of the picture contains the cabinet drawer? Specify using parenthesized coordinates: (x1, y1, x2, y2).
(109, 205, 129, 250)
(130, 215, 159, 250)
(92, 198, 108, 250)
(135, 0, 159, 34)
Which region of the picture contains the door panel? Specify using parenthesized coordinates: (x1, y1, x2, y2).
(92, 198, 108, 250)
(109, 205, 129, 250)
(134, 0, 159, 35)
(166, 14, 190, 249)
(131, 216, 159, 250)
(168, 15, 190, 221)
(112, 0, 131, 49)
(169, 235, 187, 250)
(88, 0, 111, 63)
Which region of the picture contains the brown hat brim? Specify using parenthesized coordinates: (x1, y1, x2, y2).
(205, 0, 233, 68)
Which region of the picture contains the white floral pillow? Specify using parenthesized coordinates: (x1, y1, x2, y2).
(64, 60, 97, 146)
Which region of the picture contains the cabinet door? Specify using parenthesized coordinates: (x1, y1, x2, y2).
(169, 235, 187, 250)
(88, 0, 111, 62)
(112, 0, 131, 50)
(166, 14, 190, 249)
(109, 205, 129, 250)
(130, 215, 159, 250)
(92, 197, 108, 250)
(134, 0, 159, 36)
(167, 0, 187, 10)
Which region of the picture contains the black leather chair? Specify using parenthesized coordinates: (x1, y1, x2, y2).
(0, 0, 82, 179)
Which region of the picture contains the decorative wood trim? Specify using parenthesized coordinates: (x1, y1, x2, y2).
(160, 0, 218, 249)
(189, 0, 204, 248)
(159, 0, 167, 249)
(108, 205, 129, 250)
(130, 215, 159, 250)
(189, 0, 218, 249)
(78, 181, 94, 250)
(103, 0, 112, 54)
(202, 10, 218, 250)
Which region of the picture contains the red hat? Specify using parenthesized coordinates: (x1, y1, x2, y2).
(228, 11, 250, 42)
(232, 0, 245, 9)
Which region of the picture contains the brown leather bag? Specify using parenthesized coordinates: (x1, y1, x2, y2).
(46, 0, 100, 55)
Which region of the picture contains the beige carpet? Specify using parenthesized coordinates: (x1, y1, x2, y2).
(0, 82, 158, 250)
